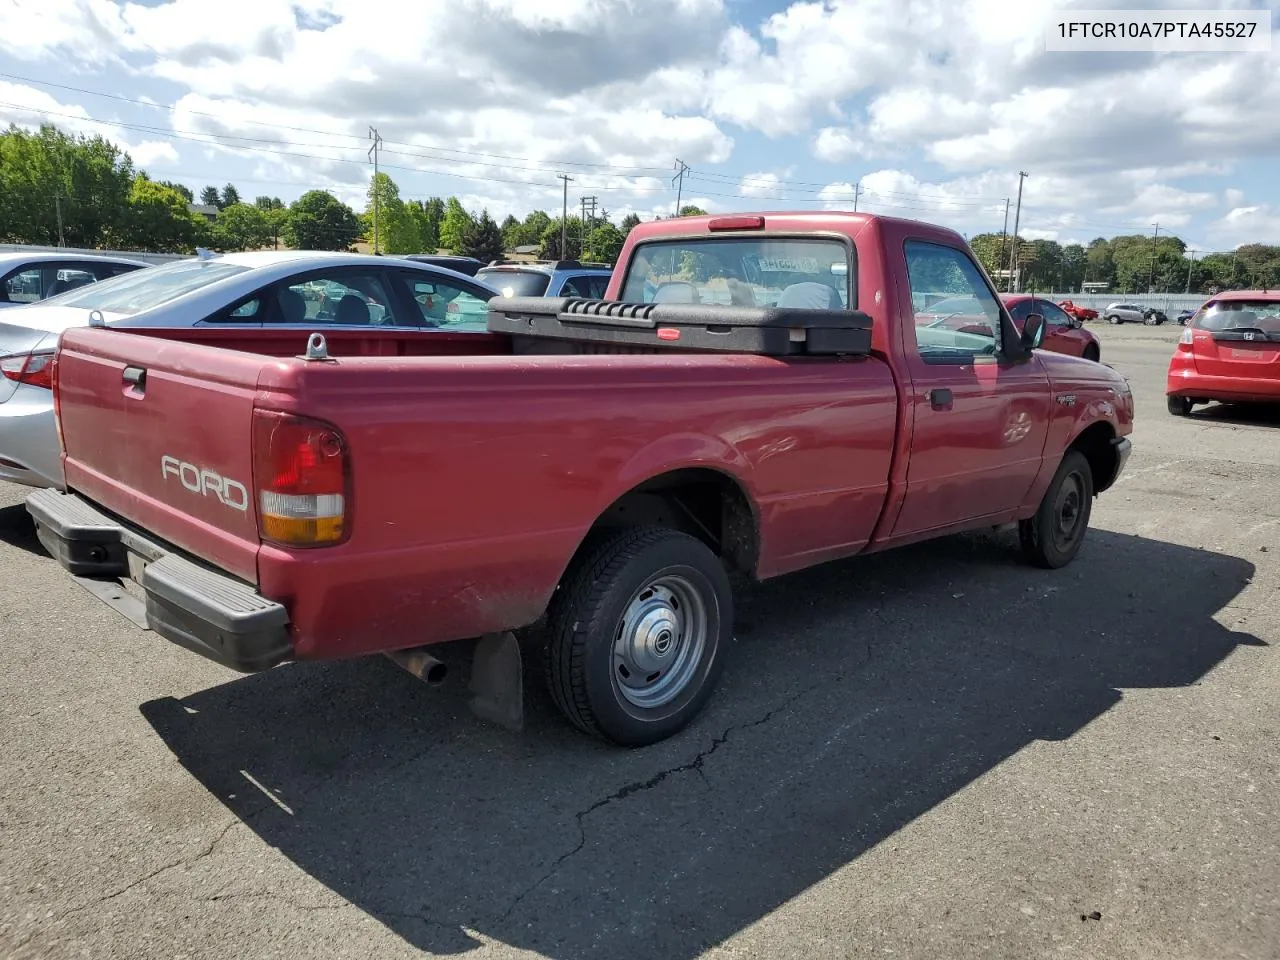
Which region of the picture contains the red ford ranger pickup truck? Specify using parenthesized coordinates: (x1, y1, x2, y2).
(26, 212, 1134, 747)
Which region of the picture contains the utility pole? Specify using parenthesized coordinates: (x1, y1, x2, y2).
(557, 174, 573, 258)
(1007, 172, 1028, 292)
(1149, 222, 1160, 292)
(673, 158, 690, 216)
(367, 126, 383, 254)
(853, 182, 861, 212)
(997, 197, 1011, 287)
(54, 192, 65, 247)
(1185, 249, 1196, 293)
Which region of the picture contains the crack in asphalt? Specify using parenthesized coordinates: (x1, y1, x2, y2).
(496, 679, 831, 923)
(35, 817, 240, 930)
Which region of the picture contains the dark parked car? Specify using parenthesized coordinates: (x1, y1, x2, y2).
(400, 255, 485, 276)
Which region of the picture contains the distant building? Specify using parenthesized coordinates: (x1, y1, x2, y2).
(189, 204, 218, 222)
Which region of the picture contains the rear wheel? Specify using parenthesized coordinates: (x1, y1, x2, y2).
(1083, 343, 1100, 363)
(544, 525, 732, 746)
(1020, 450, 1094, 569)
(1167, 395, 1193, 416)
(1107, 314, 1122, 325)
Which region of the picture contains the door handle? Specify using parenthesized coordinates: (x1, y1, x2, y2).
(122, 366, 146, 387)
(929, 388, 952, 410)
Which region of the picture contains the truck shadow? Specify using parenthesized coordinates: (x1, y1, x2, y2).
(139, 529, 1260, 960)
(0, 502, 44, 557)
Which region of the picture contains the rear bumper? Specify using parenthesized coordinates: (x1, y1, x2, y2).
(25, 488, 292, 673)
(1166, 368, 1280, 402)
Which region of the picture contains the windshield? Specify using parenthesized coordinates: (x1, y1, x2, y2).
(58, 259, 250, 317)
(477, 269, 550, 297)
(619, 237, 851, 308)
(1191, 299, 1280, 333)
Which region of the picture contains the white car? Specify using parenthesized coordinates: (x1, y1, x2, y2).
(0, 252, 152, 309)
(0, 250, 500, 488)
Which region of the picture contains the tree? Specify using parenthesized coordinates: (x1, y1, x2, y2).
(967, 233, 1004, 278)
(200, 185, 222, 208)
(160, 181, 193, 203)
(121, 175, 205, 252)
(438, 197, 475, 252)
(282, 190, 360, 250)
(220, 183, 241, 208)
(254, 195, 285, 210)
(500, 214, 522, 249)
(361, 172, 419, 254)
(539, 216, 584, 260)
(620, 212, 642, 232)
(0, 124, 135, 247)
(583, 222, 625, 264)
(460, 209, 505, 263)
(677, 204, 707, 217)
(212, 202, 272, 251)
(405, 199, 440, 252)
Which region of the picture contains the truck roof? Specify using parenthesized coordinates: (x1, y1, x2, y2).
(626, 210, 970, 248)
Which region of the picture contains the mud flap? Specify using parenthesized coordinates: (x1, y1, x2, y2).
(468, 631, 524, 732)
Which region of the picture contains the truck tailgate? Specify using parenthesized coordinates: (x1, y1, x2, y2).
(56, 327, 266, 583)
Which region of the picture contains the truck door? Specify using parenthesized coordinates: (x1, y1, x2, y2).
(893, 239, 1052, 537)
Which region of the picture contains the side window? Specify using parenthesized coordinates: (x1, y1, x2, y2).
(2, 268, 44, 304)
(1006, 300, 1032, 322)
(271, 273, 400, 326)
(586, 275, 610, 299)
(396, 274, 491, 331)
(1038, 300, 1073, 327)
(905, 241, 1002, 364)
(560, 275, 591, 298)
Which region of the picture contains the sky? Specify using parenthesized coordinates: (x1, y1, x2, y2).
(1, 0, 1279, 254)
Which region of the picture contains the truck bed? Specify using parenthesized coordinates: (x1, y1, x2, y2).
(46, 323, 899, 662)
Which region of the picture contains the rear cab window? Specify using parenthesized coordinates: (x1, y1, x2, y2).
(618, 236, 853, 309)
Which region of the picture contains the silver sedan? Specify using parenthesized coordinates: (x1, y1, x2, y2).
(0, 250, 500, 488)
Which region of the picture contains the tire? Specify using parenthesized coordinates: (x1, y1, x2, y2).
(1168, 395, 1193, 416)
(544, 525, 732, 746)
(1019, 450, 1094, 569)
(1107, 314, 1121, 325)
(1083, 344, 1100, 363)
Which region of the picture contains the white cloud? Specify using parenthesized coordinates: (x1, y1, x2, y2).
(0, 0, 1277, 246)
(1208, 204, 1280, 250)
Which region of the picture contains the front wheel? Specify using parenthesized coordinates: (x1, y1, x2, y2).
(1083, 344, 1100, 363)
(1107, 315, 1122, 325)
(1019, 450, 1094, 569)
(544, 526, 732, 746)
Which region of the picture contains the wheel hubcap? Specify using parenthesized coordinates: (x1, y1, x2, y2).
(612, 574, 709, 710)
(1053, 472, 1085, 549)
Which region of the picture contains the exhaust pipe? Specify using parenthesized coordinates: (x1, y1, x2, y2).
(385, 646, 448, 686)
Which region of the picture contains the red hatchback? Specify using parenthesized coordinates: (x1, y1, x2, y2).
(1002, 295, 1101, 362)
(1166, 290, 1280, 415)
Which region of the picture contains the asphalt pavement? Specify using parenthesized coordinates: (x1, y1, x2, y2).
(1, 323, 1277, 960)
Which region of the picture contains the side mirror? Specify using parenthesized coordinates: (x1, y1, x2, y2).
(1021, 313, 1046, 350)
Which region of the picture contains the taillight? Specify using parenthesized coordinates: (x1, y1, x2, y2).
(51, 353, 64, 454)
(0, 351, 54, 389)
(251, 410, 351, 547)
(1179, 327, 1194, 347)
